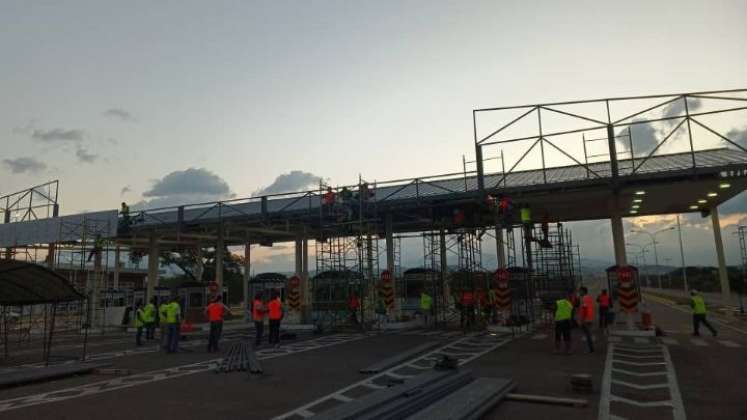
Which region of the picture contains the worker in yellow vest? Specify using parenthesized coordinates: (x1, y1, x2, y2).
(690, 290, 717, 337)
(134, 301, 145, 346)
(420, 290, 433, 326)
(143, 298, 156, 340)
(165, 297, 182, 353)
(554, 291, 574, 354)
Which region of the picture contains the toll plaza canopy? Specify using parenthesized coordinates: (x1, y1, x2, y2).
(0, 260, 84, 305)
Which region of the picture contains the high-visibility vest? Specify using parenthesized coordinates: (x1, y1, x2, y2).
(420, 293, 433, 311)
(143, 303, 155, 323)
(598, 294, 610, 308)
(268, 299, 282, 320)
(580, 295, 594, 321)
(135, 308, 145, 328)
(555, 299, 573, 321)
(520, 207, 531, 224)
(692, 295, 707, 314)
(159, 304, 169, 322)
(252, 299, 265, 322)
(461, 291, 474, 306)
(206, 303, 225, 322)
(165, 302, 181, 324)
(349, 296, 360, 310)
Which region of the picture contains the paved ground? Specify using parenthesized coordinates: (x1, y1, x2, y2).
(0, 298, 745, 420)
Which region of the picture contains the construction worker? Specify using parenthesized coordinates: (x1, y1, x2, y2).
(165, 296, 182, 353)
(252, 292, 266, 346)
(143, 297, 156, 340)
(205, 295, 228, 352)
(268, 290, 283, 347)
(158, 298, 169, 351)
(460, 289, 475, 329)
(554, 291, 574, 354)
(420, 289, 433, 326)
(690, 290, 717, 337)
(134, 301, 145, 346)
(348, 292, 361, 325)
(578, 287, 594, 353)
(597, 289, 611, 332)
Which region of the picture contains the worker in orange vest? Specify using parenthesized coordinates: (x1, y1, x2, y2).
(597, 289, 611, 332)
(204, 295, 228, 352)
(578, 287, 594, 353)
(251, 292, 266, 346)
(267, 290, 283, 347)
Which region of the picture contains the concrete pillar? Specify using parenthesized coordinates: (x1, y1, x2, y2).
(495, 225, 506, 269)
(302, 237, 309, 306)
(243, 242, 250, 322)
(146, 233, 159, 304)
(385, 213, 398, 316)
(215, 228, 224, 291)
(711, 206, 731, 303)
(47, 243, 56, 269)
(113, 246, 121, 289)
(610, 213, 627, 267)
(294, 237, 303, 276)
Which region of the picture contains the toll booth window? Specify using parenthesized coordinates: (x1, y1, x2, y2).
(189, 292, 203, 308)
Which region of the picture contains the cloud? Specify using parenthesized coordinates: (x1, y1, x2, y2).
(131, 168, 234, 210)
(2, 157, 47, 174)
(662, 97, 702, 120)
(726, 126, 747, 149)
(31, 128, 84, 142)
(103, 108, 136, 122)
(75, 146, 98, 163)
(252, 170, 324, 196)
(120, 186, 132, 196)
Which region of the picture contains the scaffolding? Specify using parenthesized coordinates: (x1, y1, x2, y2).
(528, 222, 580, 303)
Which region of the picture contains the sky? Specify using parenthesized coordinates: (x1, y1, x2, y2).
(2, 1, 747, 272)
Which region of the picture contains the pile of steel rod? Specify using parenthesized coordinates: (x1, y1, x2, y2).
(215, 341, 262, 375)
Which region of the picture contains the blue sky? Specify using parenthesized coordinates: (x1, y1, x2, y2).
(2, 1, 747, 270)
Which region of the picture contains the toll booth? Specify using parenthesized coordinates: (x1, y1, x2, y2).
(176, 282, 229, 323)
(606, 265, 640, 313)
(250, 272, 288, 302)
(99, 289, 127, 307)
(132, 286, 172, 308)
(311, 270, 363, 329)
(400, 268, 441, 314)
(449, 269, 489, 302)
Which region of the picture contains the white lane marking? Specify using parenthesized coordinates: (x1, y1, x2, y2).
(598, 343, 615, 420)
(660, 337, 679, 345)
(607, 336, 622, 343)
(612, 360, 666, 367)
(531, 333, 548, 340)
(612, 368, 666, 377)
(718, 340, 741, 348)
(633, 337, 650, 344)
(0, 334, 367, 413)
(690, 338, 708, 347)
(332, 394, 353, 402)
(611, 380, 668, 390)
(661, 344, 687, 420)
(296, 409, 314, 418)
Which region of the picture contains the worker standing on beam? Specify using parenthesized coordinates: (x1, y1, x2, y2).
(143, 297, 156, 340)
(690, 290, 718, 337)
(205, 295, 228, 352)
(165, 296, 182, 353)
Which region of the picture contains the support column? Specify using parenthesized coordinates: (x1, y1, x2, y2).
(294, 237, 303, 276)
(216, 229, 224, 291)
(302, 237, 309, 306)
(610, 213, 627, 267)
(146, 233, 159, 304)
(495, 225, 506, 269)
(711, 206, 731, 303)
(113, 246, 121, 289)
(92, 247, 102, 328)
(385, 213, 398, 316)
(243, 242, 251, 322)
(439, 228, 448, 324)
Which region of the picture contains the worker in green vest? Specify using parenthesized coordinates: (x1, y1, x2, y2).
(134, 301, 145, 346)
(554, 291, 574, 354)
(690, 290, 717, 337)
(420, 290, 433, 326)
(158, 298, 170, 351)
(165, 297, 182, 353)
(143, 297, 156, 340)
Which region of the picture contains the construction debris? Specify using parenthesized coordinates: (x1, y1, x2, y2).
(214, 341, 262, 375)
(505, 393, 588, 408)
(360, 342, 440, 374)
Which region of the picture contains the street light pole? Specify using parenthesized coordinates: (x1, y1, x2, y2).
(630, 227, 675, 289)
(677, 215, 688, 294)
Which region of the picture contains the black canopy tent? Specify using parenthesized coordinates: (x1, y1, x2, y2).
(0, 260, 86, 365)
